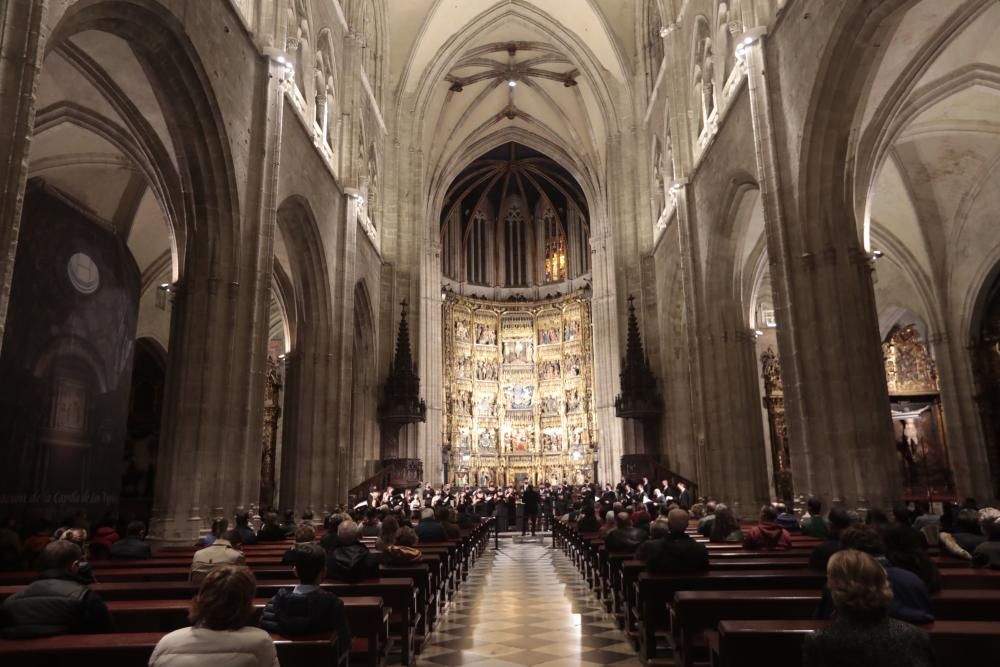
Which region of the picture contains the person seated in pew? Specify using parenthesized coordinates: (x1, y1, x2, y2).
(415, 507, 448, 542)
(57, 528, 95, 584)
(809, 507, 853, 571)
(278, 509, 298, 538)
(696, 500, 717, 537)
(282, 524, 317, 566)
(743, 505, 793, 551)
(0, 540, 113, 638)
(939, 508, 985, 560)
(802, 549, 936, 667)
(598, 511, 617, 538)
(801, 497, 830, 539)
(883, 523, 941, 594)
(775, 502, 800, 531)
(816, 526, 933, 625)
(234, 510, 259, 546)
(191, 529, 247, 584)
(604, 512, 646, 552)
(196, 518, 228, 548)
(576, 501, 602, 533)
(360, 509, 382, 538)
(257, 512, 288, 542)
(708, 505, 744, 543)
(319, 513, 348, 551)
(109, 520, 152, 560)
(638, 510, 709, 574)
(375, 516, 399, 552)
(438, 507, 461, 540)
(973, 508, 1000, 569)
(151, 565, 278, 667)
(383, 526, 423, 564)
(325, 520, 380, 582)
(261, 543, 351, 649)
(20, 520, 53, 570)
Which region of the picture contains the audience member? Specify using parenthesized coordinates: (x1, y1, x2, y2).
(883, 523, 941, 593)
(708, 505, 743, 543)
(641, 509, 709, 574)
(325, 520, 380, 581)
(320, 513, 347, 551)
(234, 510, 258, 545)
(816, 526, 933, 625)
(800, 497, 830, 539)
(774, 502, 800, 531)
(696, 500, 717, 537)
(0, 518, 21, 571)
(743, 506, 793, 551)
(109, 520, 152, 560)
(57, 528, 95, 584)
(0, 541, 113, 638)
(802, 549, 936, 667)
(939, 508, 985, 560)
(973, 508, 1000, 569)
(150, 565, 277, 667)
(414, 508, 447, 542)
(360, 510, 382, 538)
(809, 507, 853, 571)
(605, 512, 645, 552)
(438, 508, 461, 539)
(256, 512, 287, 542)
(383, 526, 423, 564)
(261, 543, 350, 648)
(576, 503, 602, 533)
(375, 516, 399, 552)
(197, 518, 229, 547)
(191, 529, 246, 583)
(20, 521, 53, 569)
(598, 511, 617, 538)
(281, 524, 317, 565)
(279, 509, 298, 537)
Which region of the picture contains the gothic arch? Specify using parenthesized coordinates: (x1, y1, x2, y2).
(349, 280, 378, 487)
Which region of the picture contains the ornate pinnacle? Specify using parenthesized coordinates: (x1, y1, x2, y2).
(615, 294, 663, 420)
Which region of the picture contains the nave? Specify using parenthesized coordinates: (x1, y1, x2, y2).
(417, 538, 641, 667)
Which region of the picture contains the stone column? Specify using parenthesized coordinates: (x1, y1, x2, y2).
(0, 0, 48, 353)
(149, 55, 286, 545)
(590, 225, 623, 484)
(744, 31, 900, 509)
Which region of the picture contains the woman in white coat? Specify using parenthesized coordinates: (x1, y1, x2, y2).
(149, 565, 278, 667)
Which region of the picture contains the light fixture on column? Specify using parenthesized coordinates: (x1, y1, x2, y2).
(735, 26, 768, 61)
(344, 187, 364, 203)
(158, 282, 173, 293)
(508, 79, 517, 88)
(871, 250, 884, 260)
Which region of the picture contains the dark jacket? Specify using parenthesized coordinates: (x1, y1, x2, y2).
(360, 522, 382, 538)
(743, 522, 793, 550)
(441, 521, 461, 540)
(809, 540, 841, 571)
(576, 513, 602, 533)
(109, 537, 152, 560)
(414, 519, 448, 543)
(605, 527, 645, 552)
(522, 489, 541, 514)
(326, 543, 380, 582)
(802, 611, 936, 667)
(800, 516, 830, 539)
(235, 525, 258, 545)
(260, 586, 350, 649)
(640, 532, 709, 574)
(973, 539, 1000, 569)
(0, 572, 113, 638)
(256, 525, 288, 542)
(320, 531, 348, 552)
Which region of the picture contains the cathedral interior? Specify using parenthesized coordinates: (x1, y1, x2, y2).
(2, 0, 1000, 544)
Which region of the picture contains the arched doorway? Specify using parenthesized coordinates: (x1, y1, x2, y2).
(120, 338, 166, 521)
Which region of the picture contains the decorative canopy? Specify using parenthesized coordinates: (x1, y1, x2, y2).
(378, 300, 427, 425)
(614, 295, 663, 420)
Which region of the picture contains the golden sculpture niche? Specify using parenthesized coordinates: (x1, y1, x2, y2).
(443, 291, 597, 488)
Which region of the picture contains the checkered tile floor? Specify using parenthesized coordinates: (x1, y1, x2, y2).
(417, 537, 642, 666)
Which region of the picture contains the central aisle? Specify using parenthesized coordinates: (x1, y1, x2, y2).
(416, 537, 642, 667)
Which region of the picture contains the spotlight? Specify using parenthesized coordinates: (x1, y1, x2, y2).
(754, 329, 763, 337)
(508, 79, 517, 88)
(872, 250, 884, 259)
(278, 353, 286, 360)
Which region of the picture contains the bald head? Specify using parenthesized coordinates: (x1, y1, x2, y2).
(667, 509, 689, 534)
(39, 540, 82, 573)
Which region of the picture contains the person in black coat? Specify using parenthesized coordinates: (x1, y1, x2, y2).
(109, 521, 152, 560)
(639, 510, 709, 574)
(261, 543, 350, 649)
(325, 520, 380, 582)
(605, 512, 646, 552)
(521, 484, 541, 536)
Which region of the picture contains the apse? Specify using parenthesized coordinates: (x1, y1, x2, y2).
(440, 142, 590, 294)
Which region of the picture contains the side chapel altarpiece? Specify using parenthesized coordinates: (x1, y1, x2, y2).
(443, 291, 597, 487)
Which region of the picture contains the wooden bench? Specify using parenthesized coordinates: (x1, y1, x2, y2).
(708, 619, 1000, 667)
(0, 631, 345, 667)
(671, 589, 1000, 667)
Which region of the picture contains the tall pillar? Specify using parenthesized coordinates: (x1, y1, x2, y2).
(743, 30, 900, 508)
(0, 0, 48, 353)
(149, 55, 286, 544)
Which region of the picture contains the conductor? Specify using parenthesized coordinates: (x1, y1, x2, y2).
(521, 484, 541, 536)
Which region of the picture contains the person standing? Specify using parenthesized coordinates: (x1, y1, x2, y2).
(521, 484, 541, 536)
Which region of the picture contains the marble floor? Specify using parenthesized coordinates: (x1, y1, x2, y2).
(416, 536, 643, 667)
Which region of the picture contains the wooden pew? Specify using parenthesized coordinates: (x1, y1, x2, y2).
(0, 631, 345, 667)
(708, 619, 1000, 667)
(671, 589, 1000, 667)
(102, 597, 387, 667)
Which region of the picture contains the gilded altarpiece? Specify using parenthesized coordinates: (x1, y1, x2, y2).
(443, 292, 597, 487)
(883, 325, 954, 500)
(760, 347, 792, 503)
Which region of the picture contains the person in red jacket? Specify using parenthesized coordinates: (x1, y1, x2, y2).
(743, 505, 793, 550)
